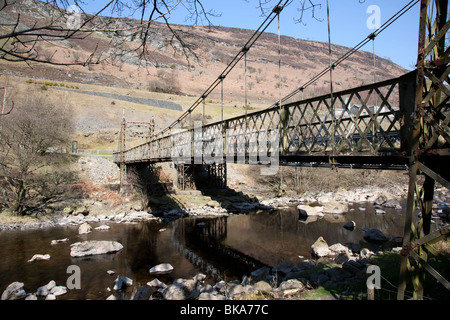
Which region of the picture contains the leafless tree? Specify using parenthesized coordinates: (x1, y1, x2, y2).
(0, 93, 75, 216)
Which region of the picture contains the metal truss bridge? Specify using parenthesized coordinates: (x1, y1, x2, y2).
(113, 0, 450, 300)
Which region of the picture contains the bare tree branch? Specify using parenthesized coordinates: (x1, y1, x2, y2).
(0, 0, 219, 67)
(295, 0, 323, 25)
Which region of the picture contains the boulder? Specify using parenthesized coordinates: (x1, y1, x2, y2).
(113, 276, 133, 291)
(78, 222, 92, 234)
(311, 236, 332, 257)
(329, 243, 349, 255)
(36, 280, 56, 296)
(342, 260, 364, 275)
(147, 278, 167, 290)
(133, 285, 154, 300)
(162, 274, 205, 300)
(272, 260, 295, 276)
(297, 259, 317, 270)
(362, 228, 389, 242)
(250, 266, 270, 282)
(149, 263, 174, 275)
(343, 221, 356, 231)
(439, 207, 450, 221)
(360, 248, 376, 259)
(374, 195, 387, 206)
(278, 279, 304, 291)
(227, 284, 246, 298)
(70, 240, 123, 257)
(325, 267, 353, 282)
(383, 199, 402, 209)
(51, 286, 68, 296)
(253, 281, 273, 293)
(297, 205, 324, 218)
(322, 202, 348, 215)
(1, 282, 27, 300)
(334, 252, 351, 264)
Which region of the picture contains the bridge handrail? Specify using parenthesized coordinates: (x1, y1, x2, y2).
(114, 71, 416, 164)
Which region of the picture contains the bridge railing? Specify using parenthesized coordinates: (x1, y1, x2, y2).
(113, 71, 416, 164)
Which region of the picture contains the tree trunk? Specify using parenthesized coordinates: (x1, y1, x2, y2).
(11, 179, 26, 216)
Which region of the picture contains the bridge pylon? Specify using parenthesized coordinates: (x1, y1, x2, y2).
(397, 0, 450, 300)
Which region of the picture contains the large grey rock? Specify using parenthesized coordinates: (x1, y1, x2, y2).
(1, 282, 27, 300)
(383, 199, 402, 209)
(149, 263, 174, 275)
(36, 280, 56, 297)
(311, 236, 332, 257)
(329, 243, 349, 255)
(297, 205, 324, 217)
(147, 278, 167, 290)
(114, 276, 133, 291)
(227, 284, 246, 298)
(70, 240, 123, 257)
(51, 286, 68, 296)
(163, 279, 200, 300)
(163, 274, 205, 300)
(279, 279, 304, 291)
(253, 281, 273, 293)
(322, 202, 348, 214)
(78, 222, 92, 234)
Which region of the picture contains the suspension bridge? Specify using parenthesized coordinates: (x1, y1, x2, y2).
(113, 0, 450, 300)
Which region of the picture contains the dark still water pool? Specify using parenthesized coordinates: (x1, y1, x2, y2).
(0, 203, 408, 299)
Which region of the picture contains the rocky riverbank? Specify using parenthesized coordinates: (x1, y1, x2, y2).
(1, 182, 449, 231)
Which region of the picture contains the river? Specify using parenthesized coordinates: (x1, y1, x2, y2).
(0, 201, 410, 300)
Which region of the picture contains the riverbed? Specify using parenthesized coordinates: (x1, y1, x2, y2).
(0, 202, 410, 300)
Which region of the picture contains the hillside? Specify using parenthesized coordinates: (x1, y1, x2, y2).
(0, 0, 408, 154)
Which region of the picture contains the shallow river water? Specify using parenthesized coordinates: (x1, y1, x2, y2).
(0, 202, 409, 299)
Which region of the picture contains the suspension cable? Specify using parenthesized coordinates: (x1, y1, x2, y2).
(326, 0, 335, 159)
(154, 0, 290, 138)
(278, 0, 420, 105)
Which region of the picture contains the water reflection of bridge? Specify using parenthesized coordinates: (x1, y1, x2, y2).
(171, 217, 267, 280)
